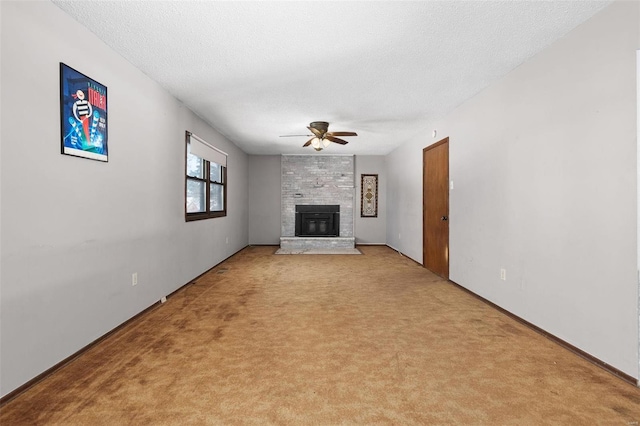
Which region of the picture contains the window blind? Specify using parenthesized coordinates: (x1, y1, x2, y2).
(188, 132, 227, 167)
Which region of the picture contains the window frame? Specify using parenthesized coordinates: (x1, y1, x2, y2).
(185, 131, 227, 221)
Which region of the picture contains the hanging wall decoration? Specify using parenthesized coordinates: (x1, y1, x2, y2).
(60, 63, 108, 162)
(360, 174, 378, 217)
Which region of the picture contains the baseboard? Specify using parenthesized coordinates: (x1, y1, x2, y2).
(0, 245, 250, 406)
(385, 244, 423, 267)
(449, 280, 638, 387)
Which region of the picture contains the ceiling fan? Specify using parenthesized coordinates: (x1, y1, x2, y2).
(280, 121, 357, 151)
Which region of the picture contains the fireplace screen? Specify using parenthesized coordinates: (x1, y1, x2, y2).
(295, 205, 340, 237)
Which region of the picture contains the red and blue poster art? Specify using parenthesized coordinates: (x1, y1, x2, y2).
(60, 63, 108, 161)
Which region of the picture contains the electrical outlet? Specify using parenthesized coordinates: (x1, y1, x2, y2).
(398, 233, 401, 240)
(225, 237, 229, 244)
(160, 296, 167, 303)
(132, 273, 138, 286)
(500, 269, 506, 281)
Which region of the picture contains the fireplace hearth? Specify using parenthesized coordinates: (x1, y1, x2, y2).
(295, 205, 340, 237)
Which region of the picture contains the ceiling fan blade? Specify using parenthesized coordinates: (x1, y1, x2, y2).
(280, 134, 313, 137)
(307, 126, 324, 138)
(327, 131, 357, 137)
(325, 135, 349, 145)
(302, 137, 315, 147)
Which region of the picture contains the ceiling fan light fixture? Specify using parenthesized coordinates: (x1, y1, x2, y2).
(293, 121, 357, 150)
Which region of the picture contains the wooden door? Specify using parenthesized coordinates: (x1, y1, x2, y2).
(423, 138, 449, 278)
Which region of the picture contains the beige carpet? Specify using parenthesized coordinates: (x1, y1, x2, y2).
(1, 245, 639, 425)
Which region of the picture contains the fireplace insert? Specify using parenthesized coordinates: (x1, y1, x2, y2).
(295, 205, 340, 237)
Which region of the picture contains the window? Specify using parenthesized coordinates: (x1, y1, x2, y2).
(185, 131, 227, 221)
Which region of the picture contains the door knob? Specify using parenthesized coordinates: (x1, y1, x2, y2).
(441, 216, 448, 221)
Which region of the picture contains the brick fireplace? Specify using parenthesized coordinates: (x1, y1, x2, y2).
(280, 155, 355, 250)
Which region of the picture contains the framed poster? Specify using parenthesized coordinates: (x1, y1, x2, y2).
(360, 174, 378, 217)
(60, 63, 108, 162)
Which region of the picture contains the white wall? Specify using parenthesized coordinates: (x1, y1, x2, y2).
(637, 48, 640, 380)
(248, 155, 281, 245)
(355, 156, 387, 244)
(387, 0, 639, 378)
(0, 1, 249, 397)
(0, 2, 3, 365)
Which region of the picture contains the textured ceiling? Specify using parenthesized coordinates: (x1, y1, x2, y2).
(52, 1, 611, 155)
